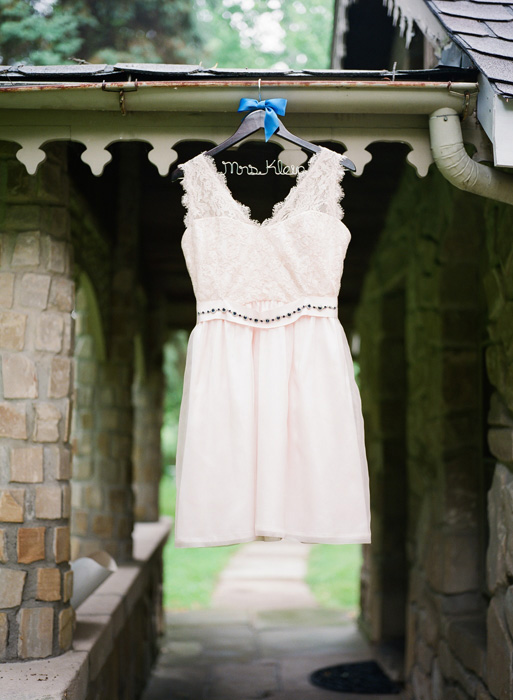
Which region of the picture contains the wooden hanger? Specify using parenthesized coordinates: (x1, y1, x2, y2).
(171, 86, 356, 182)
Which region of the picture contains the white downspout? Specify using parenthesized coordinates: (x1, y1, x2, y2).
(429, 107, 513, 207)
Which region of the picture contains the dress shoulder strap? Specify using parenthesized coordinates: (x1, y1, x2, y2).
(270, 147, 346, 226)
(178, 154, 244, 229)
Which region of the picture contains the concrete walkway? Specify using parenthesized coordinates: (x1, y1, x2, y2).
(141, 539, 406, 699)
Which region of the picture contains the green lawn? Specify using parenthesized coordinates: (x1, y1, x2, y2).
(305, 542, 362, 610)
(159, 470, 243, 610)
(159, 470, 361, 612)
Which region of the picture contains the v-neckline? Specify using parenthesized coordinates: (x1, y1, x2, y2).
(197, 146, 332, 228)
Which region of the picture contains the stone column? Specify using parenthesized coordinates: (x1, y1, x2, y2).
(481, 199, 513, 700)
(0, 142, 75, 660)
(132, 367, 164, 522)
(70, 270, 135, 563)
(70, 143, 140, 562)
(357, 287, 408, 643)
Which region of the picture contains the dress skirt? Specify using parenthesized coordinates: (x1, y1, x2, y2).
(174, 300, 371, 548)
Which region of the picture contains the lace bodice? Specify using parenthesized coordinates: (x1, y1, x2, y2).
(178, 146, 351, 306)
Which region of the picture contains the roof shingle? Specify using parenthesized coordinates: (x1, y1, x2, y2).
(425, 0, 513, 96)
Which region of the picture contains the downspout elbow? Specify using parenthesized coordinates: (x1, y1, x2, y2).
(429, 107, 513, 207)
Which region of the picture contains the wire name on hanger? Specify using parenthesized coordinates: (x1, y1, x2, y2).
(219, 159, 307, 176)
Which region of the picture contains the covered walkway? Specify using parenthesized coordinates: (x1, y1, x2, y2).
(142, 539, 404, 700)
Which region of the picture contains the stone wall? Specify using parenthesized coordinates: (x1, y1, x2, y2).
(132, 367, 164, 523)
(0, 142, 75, 659)
(355, 161, 512, 698)
(481, 201, 513, 700)
(0, 139, 167, 666)
(0, 519, 171, 699)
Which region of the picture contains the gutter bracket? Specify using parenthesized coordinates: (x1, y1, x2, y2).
(447, 82, 478, 121)
(101, 79, 139, 116)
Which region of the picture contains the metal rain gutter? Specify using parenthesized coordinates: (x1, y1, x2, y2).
(0, 80, 479, 115)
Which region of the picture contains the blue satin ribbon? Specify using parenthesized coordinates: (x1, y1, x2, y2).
(237, 97, 287, 142)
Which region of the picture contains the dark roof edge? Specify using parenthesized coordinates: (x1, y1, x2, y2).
(0, 63, 478, 84)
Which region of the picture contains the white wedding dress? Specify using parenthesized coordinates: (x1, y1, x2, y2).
(173, 145, 371, 548)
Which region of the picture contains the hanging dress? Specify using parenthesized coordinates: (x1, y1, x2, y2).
(173, 145, 371, 548)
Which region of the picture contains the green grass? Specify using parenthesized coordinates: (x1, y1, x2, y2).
(159, 470, 243, 610)
(160, 469, 361, 612)
(305, 542, 362, 610)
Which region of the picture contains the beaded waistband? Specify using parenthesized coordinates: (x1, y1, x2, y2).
(196, 296, 338, 328)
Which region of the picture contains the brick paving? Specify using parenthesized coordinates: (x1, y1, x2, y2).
(141, 539, 406, 699)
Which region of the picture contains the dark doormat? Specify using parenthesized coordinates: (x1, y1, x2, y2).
(309, 659, 403, 694)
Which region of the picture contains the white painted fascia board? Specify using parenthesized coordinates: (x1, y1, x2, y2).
(384, 0, 450, 52)
(477, 73, 513, 168)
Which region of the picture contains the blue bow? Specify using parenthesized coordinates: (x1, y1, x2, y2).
(237, 97, 287, 142)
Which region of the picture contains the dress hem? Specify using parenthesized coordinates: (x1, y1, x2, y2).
(174, 529, 372, 548)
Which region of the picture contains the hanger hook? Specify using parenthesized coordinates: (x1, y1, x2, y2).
(258, 77, 262, 102)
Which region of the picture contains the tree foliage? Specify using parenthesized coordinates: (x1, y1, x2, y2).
(0, 0, 84, 64)
(0, 0, 201, 65)
(0, 0, 333, 69)
(195, 0, 334, 69)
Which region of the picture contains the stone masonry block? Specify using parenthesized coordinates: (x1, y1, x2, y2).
(45, 445, 71, 480)
(36, 567, 61, 601)
(48, 357, 71, 399)
(33, 403, 60, 442)
(487, 464, 513, 593)
(476, 683, 494, 700)
(18, 606, 53, 658)
(77, 409, 93, 431)
(0, 402, 27, 439)
(17, 526, 46, 563)
(426, 529, 480, 593)
(0, 233, 7, 263)
(4, 205, 40, 231)
(71, 509, 88, 534)
(505, 586, 513, 641)
(10, 445, 43, 483)
(92, 514, 114, 538)
(62, 398, 71, 441)
(0, 529, 6, 562)
(0, 273, 14, 308)
(62, 315, 73, 356)
(11, 232, 40, 267)
(0, 311, 26, 350)
(117, 515, 132, 539)
(54, 525, 70, 563)
(6, 157, 38, 200)
(62, 483, 71, 518)
(58, 606, 74, 651)
(0, 612, 7, 659)
(489, 392, 513, 428)
(18, 273, 50, 309)
(35, 312, 64, 353)
(35, 484, 62, 519)
(2, 353, 38, 398)
(47, 238, 67, 273)
(84, 484, 103, 510)
(488, 428, 513, 463)
(487, 596, 513, 700)
(62, 569, 73, 602)
(41, 206, 69, 240)
(0, 488, 24, 522)
(48, 278, 74, 312)
(0, 568, 26, 607)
